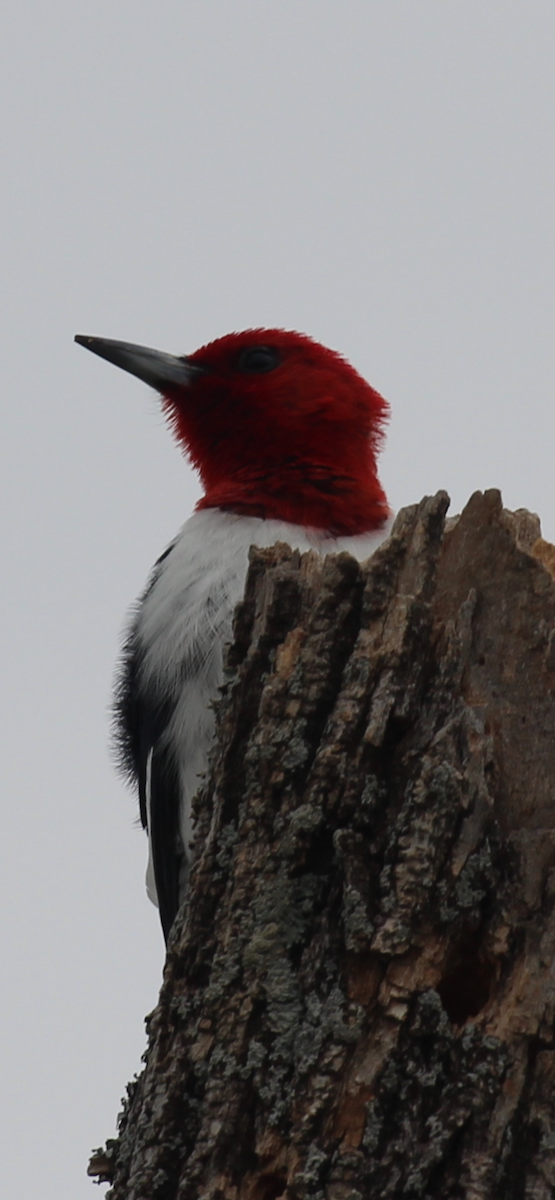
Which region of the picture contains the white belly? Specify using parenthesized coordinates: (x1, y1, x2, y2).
(136, 507, 391, 905)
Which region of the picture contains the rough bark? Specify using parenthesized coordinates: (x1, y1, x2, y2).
(90, 490, 555, 1200)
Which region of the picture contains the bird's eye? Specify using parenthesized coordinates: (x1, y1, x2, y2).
(237, 345, 282, 374)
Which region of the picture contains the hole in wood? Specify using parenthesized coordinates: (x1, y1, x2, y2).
(252, 1173, 288, 1200)
(437, 935, 495, 1025)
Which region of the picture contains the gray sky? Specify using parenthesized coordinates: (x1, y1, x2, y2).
(1, 4, 554, 1196)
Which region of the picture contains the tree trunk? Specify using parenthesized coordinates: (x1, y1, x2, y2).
(90, 490, 555, 1200)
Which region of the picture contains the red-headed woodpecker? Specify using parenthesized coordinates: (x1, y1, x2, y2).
(75, 329, 391, 941)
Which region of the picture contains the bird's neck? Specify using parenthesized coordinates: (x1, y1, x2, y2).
(196, 463, 389, 536)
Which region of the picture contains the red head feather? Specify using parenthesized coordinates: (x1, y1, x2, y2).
(162, 328, 390, 536)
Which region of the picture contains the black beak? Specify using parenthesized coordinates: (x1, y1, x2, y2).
(74, 335, 203, 390)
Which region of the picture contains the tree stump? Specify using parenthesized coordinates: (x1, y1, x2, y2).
(90, 490, 555, 1200)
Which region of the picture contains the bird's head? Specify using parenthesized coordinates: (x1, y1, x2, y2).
(75, 328, 390, 535)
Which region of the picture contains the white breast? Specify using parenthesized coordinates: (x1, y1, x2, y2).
(136, 507, 391, 904)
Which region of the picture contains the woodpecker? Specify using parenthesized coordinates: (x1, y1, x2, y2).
(75, 329, 391, 941)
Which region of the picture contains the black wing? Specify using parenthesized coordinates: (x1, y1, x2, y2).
(147, 741, 182, 941)
(113, 544, 183, 942)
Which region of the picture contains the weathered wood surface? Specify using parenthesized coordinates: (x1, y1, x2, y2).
(91, 490, 555, 1200)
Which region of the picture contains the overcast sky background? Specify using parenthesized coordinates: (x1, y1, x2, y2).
(1, 4, 554, 1196)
